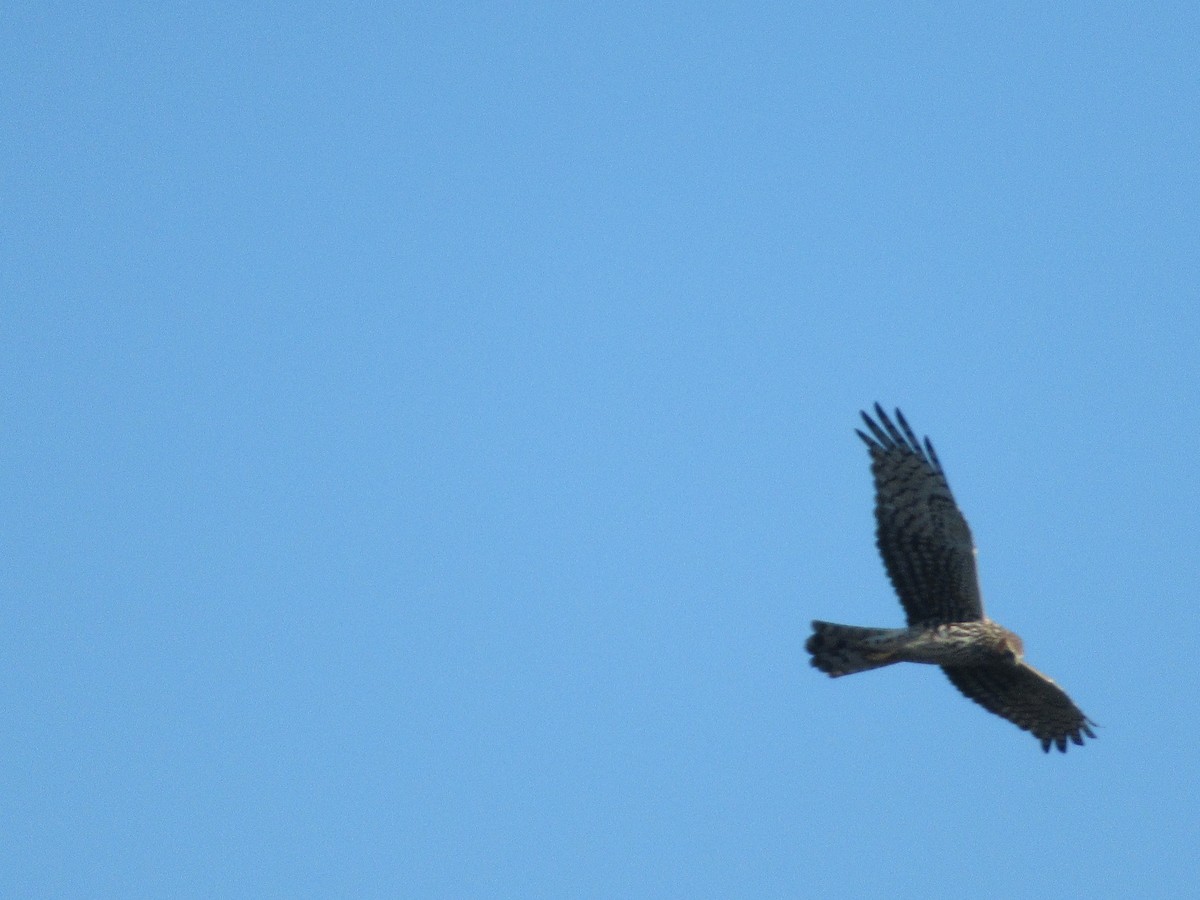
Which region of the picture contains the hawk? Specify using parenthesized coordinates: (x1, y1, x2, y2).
(806, 405, 1095, 753)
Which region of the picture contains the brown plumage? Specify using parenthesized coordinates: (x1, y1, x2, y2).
(807, 405, 1095, 753)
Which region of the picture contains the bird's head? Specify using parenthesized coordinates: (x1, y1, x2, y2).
(1002, 630, 1025, 662)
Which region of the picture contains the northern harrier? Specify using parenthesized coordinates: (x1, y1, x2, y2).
(806, 405, 1095, 753)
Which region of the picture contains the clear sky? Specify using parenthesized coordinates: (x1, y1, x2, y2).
(5, 3, 1198, 897)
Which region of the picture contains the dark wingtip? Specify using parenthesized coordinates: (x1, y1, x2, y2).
(923, 437, 943, 474)
(858, 406, 893, 450)
(1039, 720, 1098, 753)
(856, 404, 946, 477)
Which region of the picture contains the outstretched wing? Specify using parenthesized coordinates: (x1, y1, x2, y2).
(857, 404, 983, 625)
(942, 663, 1097, 752)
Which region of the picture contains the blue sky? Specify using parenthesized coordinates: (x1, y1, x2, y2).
(4, 3, 1199, 896)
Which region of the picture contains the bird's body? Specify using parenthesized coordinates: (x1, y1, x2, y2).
(807, 405, 1095, 753)
(809, 619, 1022, 673)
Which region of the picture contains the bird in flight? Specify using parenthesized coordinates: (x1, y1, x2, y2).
(807, 405, 1095, 753)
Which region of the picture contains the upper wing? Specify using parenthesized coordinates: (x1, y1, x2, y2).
(857, 404, 984, 625)
(942, 662, 1097, 752)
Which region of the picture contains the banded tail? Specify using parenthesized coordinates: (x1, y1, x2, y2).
(806, 621, 906, 677)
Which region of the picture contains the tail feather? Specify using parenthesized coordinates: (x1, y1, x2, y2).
(806, 621, 905, 677)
